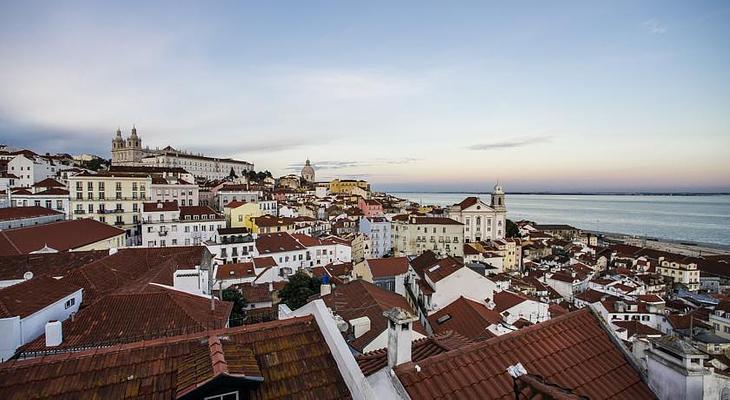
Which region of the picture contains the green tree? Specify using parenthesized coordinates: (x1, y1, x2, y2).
(222, 288, 247, 327)
(506, 219, 520, 238)
(279, 271, 322, 310)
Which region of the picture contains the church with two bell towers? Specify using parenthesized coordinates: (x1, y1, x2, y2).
(111, 126, 155, 166)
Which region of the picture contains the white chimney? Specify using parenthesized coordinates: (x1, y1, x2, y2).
(45, 321, 63, 347)
(109, 247, 118, 256)
(349, 316, 371, 338)
(383, 307, 418, 369)
(320, 283, 332, 297)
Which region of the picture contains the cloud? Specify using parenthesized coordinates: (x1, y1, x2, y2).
(466, 136, 554, 151)
(643, 19, 667, 34)
(286, 157, 421, 171)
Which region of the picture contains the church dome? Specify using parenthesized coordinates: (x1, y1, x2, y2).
(301, 159, 315, 182)
(493, 182, 504, 194)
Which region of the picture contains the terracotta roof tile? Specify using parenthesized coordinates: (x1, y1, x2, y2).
(255, 232, 305, 254)
(368, 257, 410, 278)
(428, 296, 502, 341)
(0, 219, 124, 256)
(143, 201, 179, 212)
(216, 262, 256, 280)
(356, 330, 473, 376)
(321, 279, 426, 352)
(0, 206, 63, 222)
(22, 284, 232, 353)
(62, 246, 205, 304)
(0, 250, 109, 281)
(0, 275, 81, 318)
(0, 316, 352, 400)
(395, 309, 654, 400)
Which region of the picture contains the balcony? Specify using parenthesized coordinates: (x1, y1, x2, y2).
(74, 210, 86, 215)
(158, 230, 168, 236)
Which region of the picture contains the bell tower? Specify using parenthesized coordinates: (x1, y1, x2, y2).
(491, 181, 505, 210)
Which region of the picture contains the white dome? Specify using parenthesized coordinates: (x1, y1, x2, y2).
(493, 183, 504, 194)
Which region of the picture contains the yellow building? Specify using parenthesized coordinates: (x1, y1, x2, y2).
(328, 179, 370, 195)
(68, 172, 152, 245)
(224, 200, 262, 230)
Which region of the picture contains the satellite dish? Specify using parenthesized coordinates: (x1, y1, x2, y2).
(23, 271, 33, 280)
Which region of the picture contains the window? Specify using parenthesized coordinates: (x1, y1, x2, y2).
(64, 298, 76, 309)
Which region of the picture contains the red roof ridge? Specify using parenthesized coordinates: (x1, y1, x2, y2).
(404, 308, 594, 368)
(208, 336, 228, 376)
(2, 315, 315, 369)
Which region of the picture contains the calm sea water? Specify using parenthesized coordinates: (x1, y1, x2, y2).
(390, 193, 730, 247)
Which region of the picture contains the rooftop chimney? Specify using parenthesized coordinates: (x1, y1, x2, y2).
(320, 275, 332, 297)
(383, 307, 418, 369)
(45, 321, 63, 347)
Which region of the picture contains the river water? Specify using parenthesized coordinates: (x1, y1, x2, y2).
(390, 193, 730, 247)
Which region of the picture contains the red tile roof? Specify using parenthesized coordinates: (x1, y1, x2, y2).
(395, 308, 655, 399)
(216, 262, 256, 280)
(368, 257, 409, 278)
(255, 232, 305, 254)
(252, 256, 277, 269)
(180, 205, 221, 219)
(356, 330, 472, 376)
(0, 219, 124, 256)
(428, 296, 502, 341)
(0, 316, 352, 400)
(23, 284, 232, 353)
(322, 279, 426, 352)
(143, 201, 179, 212)
(456, 196, 478, 208)
(0, 250, 109, 281)
(424, 257, 463, 283)
(492, 290, 535, 312)
(62, 246, 205, 304)
(411, 216, 463, 225)
(224, 200, 247, 208)
(32, 188, 69, 196)
(32, 178, 64, 188)
(0, 206, 63, 222)
(612, 321, 663, 338)
(0, 276, 81, 318)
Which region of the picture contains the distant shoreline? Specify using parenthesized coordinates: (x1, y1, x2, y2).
(386, 191, 730, 196)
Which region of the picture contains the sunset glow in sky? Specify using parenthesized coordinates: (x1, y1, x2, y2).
(1, 1, 728, 192)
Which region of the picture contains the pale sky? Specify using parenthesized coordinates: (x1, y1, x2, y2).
(1, 1, 729, 192)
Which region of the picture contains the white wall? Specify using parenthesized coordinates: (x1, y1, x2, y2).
(361, 328, 426, 353)
(430, 268, 497, 314)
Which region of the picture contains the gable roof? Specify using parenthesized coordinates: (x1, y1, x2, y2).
(0, 206, 63, 222)
(143, 201, 179, 212)
(0, 250, 109, 281)
(62, 246, 206, 304)
(23, 284, 232, 353)
(428, 296, 502, 341)
(367, 257, 410, 278)
(216, 262, 256, 280)
(395, 308, 655, 399)
(424, 257, 464, 283)
(0, 316, 352, 400)
(492, 290, 536, 313)
(32, 178, 65, 188)
(255, 232, 305, 254)
(0, 219, 124, 256)
(321, 279, 425, 352)
(0, 276, 81, 318)
(356, 330, 472, 376)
